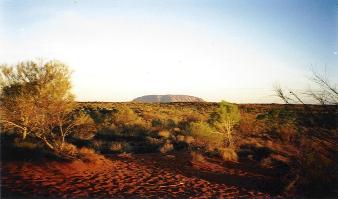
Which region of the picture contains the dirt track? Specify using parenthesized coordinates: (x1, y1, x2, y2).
(1, 153, 284, 198)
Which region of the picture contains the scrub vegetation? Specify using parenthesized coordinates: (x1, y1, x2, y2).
(1, 60, 337, 198)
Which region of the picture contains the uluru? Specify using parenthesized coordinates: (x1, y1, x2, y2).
(132, 95, 205, 103)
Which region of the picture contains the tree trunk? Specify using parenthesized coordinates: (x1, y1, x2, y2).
(60, 135, 65, 150)
(226, 125, 233, 148)
(35, 135, 55, 151)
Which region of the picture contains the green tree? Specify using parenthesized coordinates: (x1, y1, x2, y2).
(0, 60, 92, 152)
(209, 101, 241, 147)
(189, 121, 224, 150)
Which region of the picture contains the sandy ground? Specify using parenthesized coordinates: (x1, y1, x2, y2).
(1, 153, 284, 198)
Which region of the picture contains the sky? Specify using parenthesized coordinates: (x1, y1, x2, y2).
(0, 0, 337, 103)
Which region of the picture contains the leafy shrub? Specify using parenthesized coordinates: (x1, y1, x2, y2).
(178, 114, 204, 130)
(165, 119, 177, 129)
(188, 121, 224, 150)
(151, 118, 177, 130)
(209, 101, 241, 147)
(256, 108, 298, 143)
(151, 118, 162, 127)
(88, 108, 116, 128)
(296, 151, 337, 197)
(0, 60, 91, 153)
(70, 110, 97, 139)
(113, 106, 141, 127)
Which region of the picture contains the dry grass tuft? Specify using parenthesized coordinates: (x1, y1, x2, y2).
(176, 135, 185, 142)
(160, 142, 174, 153)
(184, 136, 194, 144)
(158, 130, 171, 138)
(191, 151, 205, 162)
(219, 148, 238, 162)
(110, 142, 123, 152)
(78, 147, 104, 162)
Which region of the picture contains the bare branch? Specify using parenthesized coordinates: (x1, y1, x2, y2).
(274, 84, 291, 104)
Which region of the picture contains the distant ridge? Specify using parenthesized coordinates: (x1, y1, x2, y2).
(132, 95, 205, 103)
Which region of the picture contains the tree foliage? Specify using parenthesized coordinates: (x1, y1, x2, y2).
(0, 60, 93, 152)
(209, 101, 241, 147)
(188, 121, 224, 149)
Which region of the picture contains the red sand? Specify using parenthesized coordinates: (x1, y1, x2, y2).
(1, 153, 284, 198)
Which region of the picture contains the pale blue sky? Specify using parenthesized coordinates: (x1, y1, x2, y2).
(0, 0, 337, 102)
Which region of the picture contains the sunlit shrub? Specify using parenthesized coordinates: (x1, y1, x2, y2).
(113, 106, 143, 127)
(158, 130, 170, 138)
(184, 136, 194, 144)
(188, 121, 224, 150)
(178, 114, 204, 130)
(208, 101, 240, 147)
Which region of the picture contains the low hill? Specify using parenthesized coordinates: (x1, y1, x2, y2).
(132, 95, 205, 103)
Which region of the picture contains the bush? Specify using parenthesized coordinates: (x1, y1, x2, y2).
(0, 60, 89, 153)
(151, 118, 177, 130)
(88, 108, 116, 128)
(296, 151, 337, 197)
(256, 109, 298, 143)
(151, 118, 162, 127)
(188, 121, 224, 150)
(208, 101, 240, 147)
(178, 114, 204, 130)
(113, 106, 143, 127)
